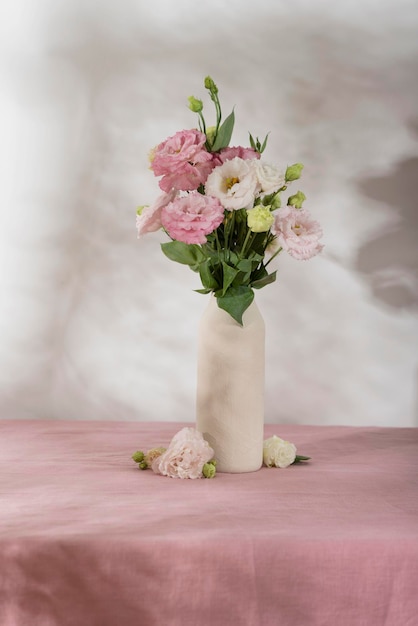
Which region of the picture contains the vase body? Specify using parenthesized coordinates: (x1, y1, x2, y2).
(196, 297, 265, 473)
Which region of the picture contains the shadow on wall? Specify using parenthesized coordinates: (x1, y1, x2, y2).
(355, 126, 418, 426)
(355, 121, 418, 312)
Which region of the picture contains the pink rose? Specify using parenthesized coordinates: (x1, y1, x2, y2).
(272, 206, 323, 260)
(136, 190, 178, 236)
(150, 129, 214, 192)
(213, 146, 260, 166)
(152, 428, 214, 479)
(161, 193, 224, 244)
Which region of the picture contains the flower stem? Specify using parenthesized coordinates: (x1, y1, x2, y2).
(198, 111, 206, 136)
(264, 246, 282, 268)
(240, 228, 253, 258)
(213, 94, 222, 134)
(214, 229, 222, 263)
(224, 211, 235, 262)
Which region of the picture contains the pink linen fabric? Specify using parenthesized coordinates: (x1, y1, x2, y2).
(0, 420, 417, 626)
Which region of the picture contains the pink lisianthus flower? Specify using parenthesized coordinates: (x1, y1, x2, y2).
(136, 190, 178, 236)
(213, 146, 260, 166)
(158, 161, 214, 193)
(150, 129, 214, 192)
(161, 193, 224, 244)
(272, 206, 323, 260)
(152, 427, 214, 479)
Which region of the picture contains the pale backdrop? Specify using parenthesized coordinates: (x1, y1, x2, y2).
(1, 0, 417, 426)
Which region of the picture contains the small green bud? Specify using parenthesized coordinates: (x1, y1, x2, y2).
(138, 460, 148, 470)
(202, 462, 217, 478)
(206, 125, 217, 147)
(132, 450, 144, 463)
(204, 76, 218, 94)
(285, 163, 304, 182)
(136, 206, 147, 216)
(287, 191, 306, 209)
(188, 96, 203, 113)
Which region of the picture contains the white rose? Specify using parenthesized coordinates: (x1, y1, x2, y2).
(255, 161, 284, 195)
(205, 157, 259, 210)
(263, 435, 297, 468)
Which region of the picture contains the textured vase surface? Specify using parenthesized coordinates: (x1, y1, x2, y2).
(196, 296, 265, 473)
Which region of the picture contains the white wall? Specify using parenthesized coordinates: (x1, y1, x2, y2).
(1, 0, 417, 426)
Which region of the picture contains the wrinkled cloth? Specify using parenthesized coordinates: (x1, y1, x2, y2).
(0, 420, 417, 626)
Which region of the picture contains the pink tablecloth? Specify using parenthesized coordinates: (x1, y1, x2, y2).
(0, 420, 417, 626)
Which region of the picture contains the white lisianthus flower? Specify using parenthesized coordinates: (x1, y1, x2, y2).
(263, 435, 297, 468)
(255, 161, 285, 195)
(205, 157, 259, 210)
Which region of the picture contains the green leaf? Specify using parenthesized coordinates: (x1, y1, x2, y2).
(236, 259, 252, 273)
(195, 288, 212, 294)
(260, 132, 270, 153)
(199, 259, 219, 290)
(235, 259, 253, 284)
(293, 455, 311, 463)
(216, 286, 254, 325)
(161, 241, 205, 266)
(249, 232, 269, 256)
(201, 244, 219, 259)
(211, 109, 235, 151)
(270, 193, 281, 210)
(221, 261, 239, 296)
(250, 264, 268, 282)
(252, 270, 277, 290)
(248, 251, 264, 264)
(236, 271, 252, 286)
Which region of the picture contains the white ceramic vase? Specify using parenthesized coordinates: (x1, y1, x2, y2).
(196, 296, 265, 473)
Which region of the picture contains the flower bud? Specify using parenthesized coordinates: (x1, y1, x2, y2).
(204, 76, 218, 94)
(136, 205, 147, 216)
(285, 163, 304, 182)
(132, 450, 144, 463)
(287, 191, 306, 209)
(247, 206, 274, 233)
(206, 126, 217, 147)
(202, 462, 217, 478)
(188, 96, 203, 113)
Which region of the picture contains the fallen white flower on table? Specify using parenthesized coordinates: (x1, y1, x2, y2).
(263, 435, 311, 468)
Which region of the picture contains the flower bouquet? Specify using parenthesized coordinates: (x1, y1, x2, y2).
(136, 77, 321, 473)
(136, 76, 323, 325)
